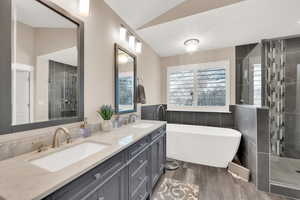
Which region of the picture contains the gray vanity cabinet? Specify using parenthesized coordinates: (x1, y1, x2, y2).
(158, 135, 166, 174)
(81, 168, 127, 200)
(150, 134, 165, 188)
(44, 124, 166, 200)
(150, 139, 160, 187)
(129, 148, 150, 200)
(97, 168, 128, 200)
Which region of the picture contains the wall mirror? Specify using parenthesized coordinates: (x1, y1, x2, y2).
(115, 44, 137, 114)
(0, 0, 84, 133)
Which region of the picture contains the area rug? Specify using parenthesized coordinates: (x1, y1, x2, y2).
(152, 178, 199, 200)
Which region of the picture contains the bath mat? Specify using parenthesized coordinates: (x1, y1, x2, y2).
(152, 178, 199, 200)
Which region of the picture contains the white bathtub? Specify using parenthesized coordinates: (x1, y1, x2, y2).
(167, 124, 241, 168)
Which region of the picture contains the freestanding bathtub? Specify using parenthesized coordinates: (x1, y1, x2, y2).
(167, 124, 241, 168)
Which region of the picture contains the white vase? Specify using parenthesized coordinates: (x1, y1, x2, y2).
(101, 120, 113, 132)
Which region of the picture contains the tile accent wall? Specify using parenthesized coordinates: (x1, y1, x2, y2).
(141, 105, 234, 128)
(231, 105, 270, 192)
(141, 105, 167, 121)
(264, 39, 286, 157)
(167, 111, 234, 128)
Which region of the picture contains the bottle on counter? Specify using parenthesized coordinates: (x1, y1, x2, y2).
(80, 118, 92, 138)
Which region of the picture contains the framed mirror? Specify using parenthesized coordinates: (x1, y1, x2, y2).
(0, 0, 84, 134)
(114, 44, 137, 114)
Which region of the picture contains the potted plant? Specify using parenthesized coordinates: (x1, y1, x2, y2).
(97, 105, 114, 132)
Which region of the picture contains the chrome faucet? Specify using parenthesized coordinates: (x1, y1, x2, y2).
(154, 104, 166, 121)
(52, 127, 72, 148)
(128, 113, 139, 123)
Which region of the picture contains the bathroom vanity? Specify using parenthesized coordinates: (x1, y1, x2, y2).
(44, 125, 166, 200)
(0, 121, 166, 200)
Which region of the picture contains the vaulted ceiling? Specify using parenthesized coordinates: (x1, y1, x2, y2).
(103, 0, 186, 29)
(104, 0, 300, 57)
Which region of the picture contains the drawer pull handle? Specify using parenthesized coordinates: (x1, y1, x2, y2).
(94, 173, 102, 180)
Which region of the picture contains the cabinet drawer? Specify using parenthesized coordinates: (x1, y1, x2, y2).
(132, 178, 148, 200)
(81, 168, 127, 200)
(128, 137, 149, 160)
(151, 126, 165, 141)
(129, 159, 148, 195)
(129, 149, 148, 174)
(52, 151, 126, 200)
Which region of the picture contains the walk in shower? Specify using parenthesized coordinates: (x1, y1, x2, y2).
(264, 37, 300, 196)
(236, 37, 300, 198)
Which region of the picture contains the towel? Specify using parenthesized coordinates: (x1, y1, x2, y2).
(137, 84, 146, 104)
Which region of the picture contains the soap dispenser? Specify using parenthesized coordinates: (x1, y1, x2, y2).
(80, 118, 91, 138)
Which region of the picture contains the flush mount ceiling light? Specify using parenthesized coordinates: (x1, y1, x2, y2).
(184, 39, 200, 52)
(79, 0, 90, 17)
(298, 20, 300, 24)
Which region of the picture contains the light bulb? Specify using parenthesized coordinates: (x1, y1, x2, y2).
(120, 27, 127, 41)
(129, 35, 135, 50)
(136, 42, 142, 53)
(79, 0, 90, 17)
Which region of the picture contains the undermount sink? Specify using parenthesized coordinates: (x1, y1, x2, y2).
(30, 142, 109, 172)
(131, 123, 155, 129)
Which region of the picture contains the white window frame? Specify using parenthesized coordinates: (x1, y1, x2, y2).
(167, 60, 230, 113)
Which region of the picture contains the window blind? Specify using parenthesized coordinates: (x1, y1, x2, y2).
(196, 68, 226, 106)
(168, 70, 194, 106)
(167, 61, 229, 109)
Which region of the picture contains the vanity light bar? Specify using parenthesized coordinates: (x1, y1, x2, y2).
(120, 25, 142, 53)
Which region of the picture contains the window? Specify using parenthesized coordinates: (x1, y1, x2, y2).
(167, 61, 230, 112)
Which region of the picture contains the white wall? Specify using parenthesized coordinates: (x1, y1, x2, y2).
(49, 0, 163, 123)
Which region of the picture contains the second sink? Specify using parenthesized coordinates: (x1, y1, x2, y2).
(131, 123, 155, 129)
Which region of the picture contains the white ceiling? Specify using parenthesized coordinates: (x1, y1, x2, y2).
(15, 0, 76, 28)
(134, 0, 300, 57)
(104, 0, 186, 29)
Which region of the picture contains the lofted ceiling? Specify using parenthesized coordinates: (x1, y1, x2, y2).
(139, 0, 242, 30)
(106, 0, 300, 57)
(104, 0, 186, 29)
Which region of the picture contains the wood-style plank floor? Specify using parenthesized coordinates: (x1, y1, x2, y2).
(152, 162, 293, 200)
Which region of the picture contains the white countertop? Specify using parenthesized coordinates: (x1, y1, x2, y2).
(0, 120, 166, 200)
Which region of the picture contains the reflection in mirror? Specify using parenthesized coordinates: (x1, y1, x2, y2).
(115, 45, 136, 114)
(11, 0, 79, 125)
